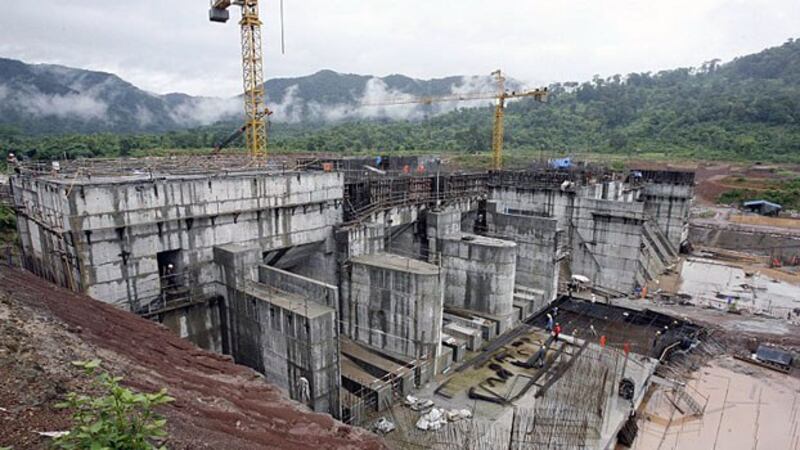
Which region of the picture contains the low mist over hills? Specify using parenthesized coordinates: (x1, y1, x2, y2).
(0, 38, 798, 162)
(0, 59, 519, 134)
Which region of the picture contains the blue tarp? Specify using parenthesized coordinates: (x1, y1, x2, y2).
(756, 345, 793, 366)
(550, 157, 572, 169)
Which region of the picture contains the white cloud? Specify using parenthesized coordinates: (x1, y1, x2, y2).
(134, 104, 154, 127)
(0, 0, 796, 98)
(263, 74, 532, 123)
(269, 85, 305, 122)
(169, 97, 241, 126)
(21, 91, 109, 121)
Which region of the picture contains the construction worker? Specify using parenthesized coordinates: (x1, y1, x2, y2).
(297, 376, 311, 404)
(535, 346, 546, 368)
(553, 323, 562, 340)
(652, 330, 661, 350)
(546, 313, 554, 332)
(6, 152, 18, 174)
(164, 263, 177, 290)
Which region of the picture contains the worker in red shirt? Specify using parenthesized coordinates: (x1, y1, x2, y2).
(553, 323, 562, 340)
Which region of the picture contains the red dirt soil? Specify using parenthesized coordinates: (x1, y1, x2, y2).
(629, 160, 800, 205)
(0, 267, 387, 450)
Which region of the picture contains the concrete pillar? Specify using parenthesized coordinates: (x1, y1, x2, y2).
(347, 253, 443, 361)
(440, 233, 517, 332)
(426, 209, 462, 264)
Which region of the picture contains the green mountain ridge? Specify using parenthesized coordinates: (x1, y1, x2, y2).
(0, 37, 799, 162)
(270, 38, 800, 161)
(0, 58, 513, 134)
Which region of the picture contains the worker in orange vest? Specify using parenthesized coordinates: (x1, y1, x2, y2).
(553, 323, 562, 340)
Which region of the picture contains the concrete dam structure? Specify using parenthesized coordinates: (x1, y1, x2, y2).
(9, 156, 694, 421)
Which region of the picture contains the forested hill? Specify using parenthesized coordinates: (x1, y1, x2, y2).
(267, 37, 800, 161)
(1, 38, 799, 162)
(0, 58, 515, 134)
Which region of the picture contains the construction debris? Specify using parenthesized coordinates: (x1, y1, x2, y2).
(372, 417, 396, 434)
(405, 395, 435, 411)
(445, 409, 472, 422)
(415, 408, 448, 431)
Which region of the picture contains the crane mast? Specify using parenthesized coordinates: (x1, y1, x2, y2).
(210, 0, 269, 160)
(491, 69, 506, 171)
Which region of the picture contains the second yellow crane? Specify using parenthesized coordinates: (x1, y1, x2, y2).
(361, 70, 547, 170)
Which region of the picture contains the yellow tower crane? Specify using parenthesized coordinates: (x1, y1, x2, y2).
(360, 70, 547, 170)
(209, 0, 269, 160)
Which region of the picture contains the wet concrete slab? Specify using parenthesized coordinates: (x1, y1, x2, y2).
(629, 357, 800, 450)
(679, 257, 800, 317)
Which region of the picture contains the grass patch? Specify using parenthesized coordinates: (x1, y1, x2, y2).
(717, 178, 800, 210)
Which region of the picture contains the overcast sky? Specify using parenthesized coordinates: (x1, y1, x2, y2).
(0, 0, 797, 98)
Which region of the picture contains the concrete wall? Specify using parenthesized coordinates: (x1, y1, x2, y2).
(385, 219, 427, 260)
(441, 233, 517, 331)
(12, 171, 343, 310)
(337, 224, 386, 260)
(571, 198, 646, 293)
(234, 285, 340, 416)
(489, 179, 679, 295)
(215, 244, 340, 416)
(11, 176, 77, 291)
(426, 209, 462, 261)
(689, 223, 800, 258)
(485, 202, 561, 304)
(642, 183, 693, 249)
(258, 265, 339, 310)
(346, 253, 442, 360)
(159, 297, 225, 353)
(489, 187, 575, 230)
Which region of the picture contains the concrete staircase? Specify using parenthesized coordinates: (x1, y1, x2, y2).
(671, 384, 706, 417)
(639, 218, 679, 285)
(654, 376, 707, 417)
(643, 218, 678, 262)
(513, 285, 546, 321)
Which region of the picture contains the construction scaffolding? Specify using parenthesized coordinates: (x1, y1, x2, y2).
(14, 154, 298, 179)
(377, 341, 630, 449)
(340, 356, 436, 428)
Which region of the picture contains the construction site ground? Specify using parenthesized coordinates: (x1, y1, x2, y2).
(0, 266, 387, 450)
(639, 252, 800, 344)
(613, 246, 800, 449)
(691, 206, 800, 240)
(627, 357, 800, 450)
